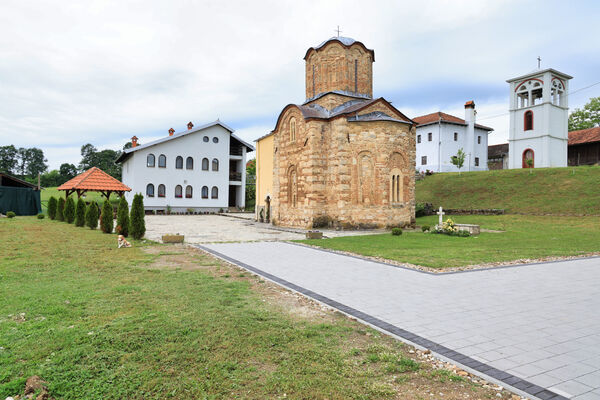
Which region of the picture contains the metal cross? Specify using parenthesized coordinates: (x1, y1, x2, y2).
(335, 25, 342, 37)
(537, 56, 541, 69)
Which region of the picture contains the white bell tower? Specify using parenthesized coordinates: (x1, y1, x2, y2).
(507, 67, 572, 169)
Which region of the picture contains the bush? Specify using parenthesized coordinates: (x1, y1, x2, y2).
(47, 196, 57, 220)
(116, 196, 130, 236)
(129, 193, 146, 240)
(37, 213, 45, 219)
(86, 201, 99, 230)
(457, 229, 471, 237)
(57, 197, 65, 221)
(415, 202, 426, 218)
(100, 200, 113, 234)
(64, 196, 75, 223)
(6, 211, 16, 218)
(312, 215, 330, 228)
(391, 227, 403, 236)
(421, 225, 430, 232)
(75, 198, 86, 227)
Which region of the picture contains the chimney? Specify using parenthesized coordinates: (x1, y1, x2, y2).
(187, 121, 194, 130)
(131, 136, 138, 148)
(168, 128, 175, 136)
(464, 101, 476, 170)
(464, 100, 476, 122)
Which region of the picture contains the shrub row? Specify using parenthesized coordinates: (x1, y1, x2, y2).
(45, 193, 146, 239)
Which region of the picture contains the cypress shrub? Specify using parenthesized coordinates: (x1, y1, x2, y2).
(86, 201, 99, 230)
(75, 198, 86, 227)
(47, 196, 57, 220)
(57, 197, 65, 221)
(116, 196, 130, 237)
(6, 211, 16, 218)
(100, 200, 113, 234)
(129, 193, 146, 240)
(64, 196, 75, 224)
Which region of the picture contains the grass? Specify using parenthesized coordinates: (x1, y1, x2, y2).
(300, 214, 600, 268)
(416, 165, 600, 214)
(0, 217, 508, 399)
(40, 187, 119, 212)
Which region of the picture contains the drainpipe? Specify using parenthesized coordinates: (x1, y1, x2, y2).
(438, 117, 442, 172)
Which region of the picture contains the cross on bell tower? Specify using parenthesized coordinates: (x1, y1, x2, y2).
(537, 56, 541, 69)
(335, 25, 342, 37)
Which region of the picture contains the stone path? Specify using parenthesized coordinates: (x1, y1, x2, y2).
(200, 241, 600, 400)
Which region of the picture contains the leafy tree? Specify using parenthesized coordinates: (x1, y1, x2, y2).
(75, 198, 86, 227)
(57, 197, 65, 221)
(123, 141, 134, 150)
(100, 200, 113, 233)
(59, 163, 78, 181)
(246, 158, 256, 176)
(40, 170, 62, 187)
(116, 196, 130, 237)
(64, 196, 76, 224)
(86, 201, 99, 230)
(569, 97, 600, 131)
(0, 145, 18, 174)
(451, 148, 466, 175)
(129, 193, 146, 240)
(79, 144, 122, 179)
(47, 196, 57, 220)
(16, 147, 48, 178)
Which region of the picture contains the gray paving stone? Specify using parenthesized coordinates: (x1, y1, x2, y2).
(202, 241, 600, 398)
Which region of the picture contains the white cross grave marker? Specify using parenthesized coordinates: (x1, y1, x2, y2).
(437, 206, 445, 227)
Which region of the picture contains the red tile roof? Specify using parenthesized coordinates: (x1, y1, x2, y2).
(57, 167, 131, 192)
(413, 111, 493, 131)
(569, 126, 600, 145)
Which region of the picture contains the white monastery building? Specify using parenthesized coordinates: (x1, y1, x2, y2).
(413, 101, 494, 173)
(507, 68, 572, 169)
(116, 120, 254, 212)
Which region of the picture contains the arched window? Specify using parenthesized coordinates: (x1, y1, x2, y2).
(158, 154, 166, 168)
(147, 154, 155, 167)
(186, 157, 193, 170)
(158, 184, 166, 197)
(290, 118, 296, 142)
(212, 158, 219, 171)
(146, 183, 155, 197)
(185, 185, 193, 198)
(201, 186, 209, 199)
(175, 156, 183, 169)
(390, 169, 403, 204)
(524, 110, 533, 131)
(175, 185, 182, 198)
(522, 149, 534, 168)
(202, 158, 209, 170)
(211, 186, 218, 199)
(288, 166, 297, 207)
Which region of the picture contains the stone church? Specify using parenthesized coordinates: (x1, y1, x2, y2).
(255, 36, 416, 229)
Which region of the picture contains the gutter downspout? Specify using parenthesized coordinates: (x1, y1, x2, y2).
(438, 117, 442, 172)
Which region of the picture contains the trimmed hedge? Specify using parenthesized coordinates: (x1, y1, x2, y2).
(47, 196, 57, 220)
(116, 196, 130, 237)
(57, 197, 65, 221)
(75, 198, 86, 227)
(86, 201, 99, 230)
(64, 196, 75, 224)
(129, 193, 145, 240)
(100, 200, 113, 234)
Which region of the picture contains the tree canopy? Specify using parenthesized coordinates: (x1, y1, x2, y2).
(79, 144, 122, 179)
(569, 96, 600, 131)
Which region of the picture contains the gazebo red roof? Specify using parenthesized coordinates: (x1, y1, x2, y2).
(57, 167, 131, 193)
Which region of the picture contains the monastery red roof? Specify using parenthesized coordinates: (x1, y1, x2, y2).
(57, 167, 131, 192)
(568, 126, 600, 146)
(413, 111, 493, 131)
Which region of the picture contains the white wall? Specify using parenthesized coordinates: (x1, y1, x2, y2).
(416, 123, 489, 172)
(122, 125, 235, 211)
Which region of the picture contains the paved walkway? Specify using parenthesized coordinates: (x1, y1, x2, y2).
(145, 214, 386, 243)
(200, 242, 600, 400)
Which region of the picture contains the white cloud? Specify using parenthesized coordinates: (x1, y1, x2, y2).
(0, 0, 598, 169)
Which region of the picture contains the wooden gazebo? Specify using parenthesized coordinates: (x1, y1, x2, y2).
(57, 167, 131, 199)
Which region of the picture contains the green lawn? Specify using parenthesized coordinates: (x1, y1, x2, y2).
(40, 187, 119, 211)
(300, 215, 600, 269)
(416, 166, 600, 215)
(0, 217, 507, 399)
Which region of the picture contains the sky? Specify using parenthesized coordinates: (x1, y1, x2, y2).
(1, 0, 599, 169)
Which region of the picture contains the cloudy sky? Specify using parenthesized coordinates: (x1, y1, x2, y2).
(1, 0, 599, 169)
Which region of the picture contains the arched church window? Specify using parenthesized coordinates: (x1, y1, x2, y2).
(290, 118, 296, 142)
(390, 169, 403, 204)
(524, 111, 533, 131)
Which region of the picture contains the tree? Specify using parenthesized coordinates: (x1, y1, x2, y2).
(0, 145, 18, 174)
(57, 197, 65, 221)
(100, 200, 113, 233)
(569, 97, 600, 131)
(59, 163, 78, 181)
(47, 196, 57, 220)
(116, 196, 130, 237)
(129, 193, 146, 240)
(246, 158, 256, 176)
(451, 148, 466, 175)
(75, 198, 86, 227)
(64, 196, 75, 224)
(40, 170, 62, 187)
(24, 147, 48, 177)
(79, 144, 122, 179)
(86, 201, 99, 230)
